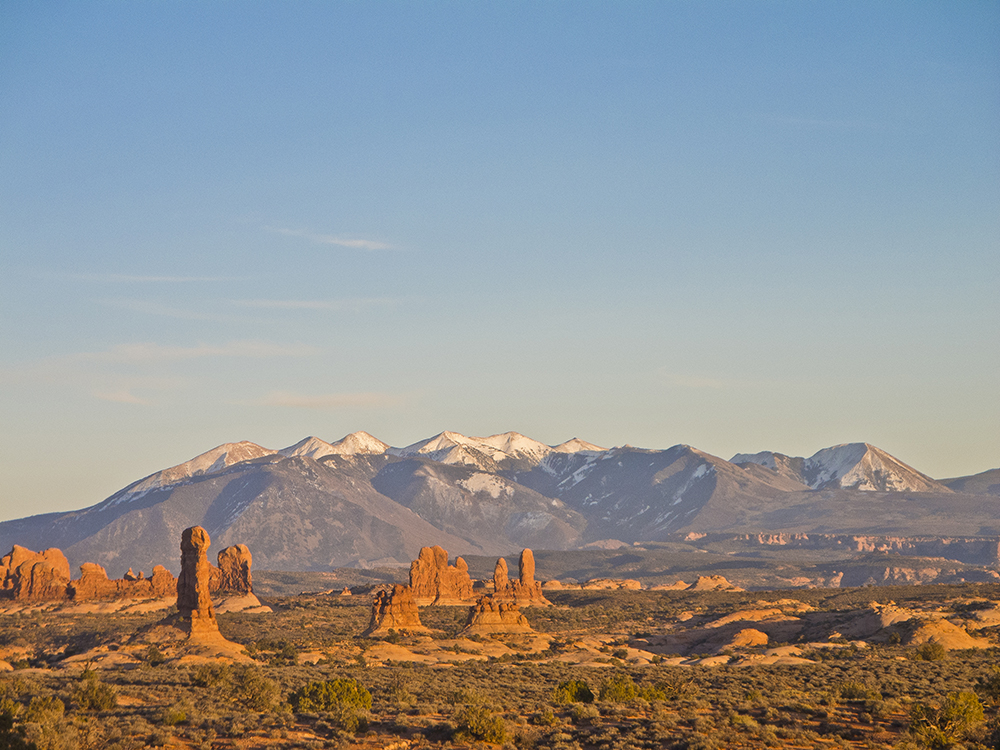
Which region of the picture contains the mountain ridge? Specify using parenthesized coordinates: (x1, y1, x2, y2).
(2, 431, 995, 576)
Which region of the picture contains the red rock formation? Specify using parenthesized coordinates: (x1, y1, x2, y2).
(212, 544, 253, 595)
(491, 550, 551, 606)
(0, 546, 71, 601)
(67, 563, 176, 601)
(176, 526, 221, 639)
(463, 594, 533, 635)
(408, 545, 475, 605)
(363, 584, 428, 636)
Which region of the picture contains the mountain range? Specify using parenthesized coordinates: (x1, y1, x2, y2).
(2, 431, 997, 577)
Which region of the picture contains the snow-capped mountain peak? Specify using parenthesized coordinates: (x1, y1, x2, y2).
(553, 437, 606, 454)
(804, 443, 949, 492)
(109, 441, 276, 505)
(279, 436, 337, 460)
(732, 443, 951, 493)
(328, 431, 390, 455)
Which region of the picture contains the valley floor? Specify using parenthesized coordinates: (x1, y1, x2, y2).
(1, 583, 999, 749)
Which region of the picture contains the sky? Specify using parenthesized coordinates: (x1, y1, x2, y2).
(1, 1, 998, 522)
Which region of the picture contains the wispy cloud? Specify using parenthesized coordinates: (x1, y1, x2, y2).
(231, 297, 399, 312)
(95, 299, 229, 321)
(75, 273, 241, 283)
(265, 226, 396, 251)
(71, 341, 319, 364)
(258, 391, 406, 409)
(93, 389, 150, 405)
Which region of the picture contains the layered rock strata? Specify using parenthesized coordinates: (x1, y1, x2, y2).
(363, 584, 428, 636)
(409, 545, 475, 605)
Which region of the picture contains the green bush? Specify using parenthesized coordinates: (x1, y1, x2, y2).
(232, 666, 280, 712)
(291, 678, 372, 732)
(552, 679, 594, 704)
(599, 673, 638, 703)
(909, 691, 984, 748)
(73, 673, 117, 711)
(454, 702, 506, 744)
(913, 642, 947, 662)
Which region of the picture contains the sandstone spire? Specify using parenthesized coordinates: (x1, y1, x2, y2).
(176, 526, 221, 639)
(493, 557, 509, 593)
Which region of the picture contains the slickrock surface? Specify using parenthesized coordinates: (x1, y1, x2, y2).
(408, 545, 475, 605)
(463, 594, 533, 634)
(363, 584, 429, 636)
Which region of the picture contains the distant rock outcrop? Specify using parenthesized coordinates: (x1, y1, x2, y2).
(463, 594, 533, 635)
(68, 563, 175, 601)
(0, 546, 71, 601)
(363, 585, 428, 636)
(408, 546, 475, 605)
(492, 550, 551, 605)
(687, 575, 743, 592)
(582, 578, 643, 591)
(213, 544, 253, 595)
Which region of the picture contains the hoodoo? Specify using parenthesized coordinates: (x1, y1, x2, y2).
(363, 584, 428, 636)
(176, 526, 222, 639)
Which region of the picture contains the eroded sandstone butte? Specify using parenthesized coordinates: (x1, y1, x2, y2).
(363, 584, 428, 636)
(409, 545, 475, 605)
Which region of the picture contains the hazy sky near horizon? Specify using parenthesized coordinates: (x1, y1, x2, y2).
(1, 2, 998, 521)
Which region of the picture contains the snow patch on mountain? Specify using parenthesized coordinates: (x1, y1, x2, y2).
(392, 430, 606, 468)
(108, 441, 275, 505)
(458, 472, 513, 499)
(804, 443, 948, 492)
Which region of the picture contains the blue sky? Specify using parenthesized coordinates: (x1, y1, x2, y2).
(1, 1, 998, 521)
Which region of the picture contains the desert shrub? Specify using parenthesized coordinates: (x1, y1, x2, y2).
(291, 678, 371, 732)
(232, 666, 280, 712)
(157, 702, 188, 726)
(908, 691, 984, 748)
(73, 673, 117, 712)
(976, 667, 1000, 705)
(453, 702, 506, 744)
(570, 704, 600, 725)
(144, 645, 166, 667)
(914, 642, 947, 662)
(598, 673, 637, 703)
(191, 663, 231, 688)
(836, 680, 881, 702)
(552, 680, 594, 704)
(0, 698, 36, 750)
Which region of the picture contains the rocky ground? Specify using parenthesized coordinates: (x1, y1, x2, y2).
(1, 582, 999, 749)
